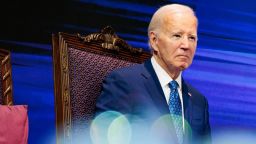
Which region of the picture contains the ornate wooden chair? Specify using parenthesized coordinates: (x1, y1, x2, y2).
(52, 26, 151, 144)
(0, 49, 13, 105)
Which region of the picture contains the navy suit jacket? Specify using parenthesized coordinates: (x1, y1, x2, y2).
(96, 59, 211, 144)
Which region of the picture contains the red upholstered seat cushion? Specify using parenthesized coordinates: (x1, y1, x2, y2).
(0, 105, 29, 144)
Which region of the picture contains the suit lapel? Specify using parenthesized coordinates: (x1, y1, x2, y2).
(142, 60, 194, 143)
(142, 60, 179, 143)
(141, 59, 170, 115)
(182, 79, 193, 142)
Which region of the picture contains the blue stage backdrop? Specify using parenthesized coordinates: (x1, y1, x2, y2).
(0, 0, 256, 143)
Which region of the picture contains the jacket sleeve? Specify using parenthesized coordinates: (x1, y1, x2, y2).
(95, 70, 133, 116)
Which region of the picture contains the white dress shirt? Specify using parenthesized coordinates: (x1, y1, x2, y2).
(151, 57, 185, 131)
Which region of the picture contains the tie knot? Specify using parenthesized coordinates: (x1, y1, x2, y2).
(169, 80, 179, 90)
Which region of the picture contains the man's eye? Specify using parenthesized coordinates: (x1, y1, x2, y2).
(173, 34, 181, 38)
(189, 36, 196, 41)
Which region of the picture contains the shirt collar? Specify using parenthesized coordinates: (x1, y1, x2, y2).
(151, 57, 182, 89)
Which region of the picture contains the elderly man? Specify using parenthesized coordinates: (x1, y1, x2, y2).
(95, 4, 211, 144)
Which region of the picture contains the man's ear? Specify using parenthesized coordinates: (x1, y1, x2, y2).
(149, 31, 158, 51)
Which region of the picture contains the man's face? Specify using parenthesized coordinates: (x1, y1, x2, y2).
(150, 13, 198, 72)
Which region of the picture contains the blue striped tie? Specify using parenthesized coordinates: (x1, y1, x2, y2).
(169, 80, 183, 144)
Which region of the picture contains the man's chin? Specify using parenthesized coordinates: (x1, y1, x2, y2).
(178, 63, 190, 71)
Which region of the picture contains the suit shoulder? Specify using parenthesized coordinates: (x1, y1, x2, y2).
(107, 63, 144, 77)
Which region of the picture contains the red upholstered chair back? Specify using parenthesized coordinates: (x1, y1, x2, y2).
(0, 49, 13, 105)
(52, 26, 151, 144)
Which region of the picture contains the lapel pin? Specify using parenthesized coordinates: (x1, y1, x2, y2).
(188, 92, 192, 97)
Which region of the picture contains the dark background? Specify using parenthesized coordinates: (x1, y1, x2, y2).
(1, 0, 256, 143)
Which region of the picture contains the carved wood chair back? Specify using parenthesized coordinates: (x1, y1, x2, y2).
(52, 26, 151, 144)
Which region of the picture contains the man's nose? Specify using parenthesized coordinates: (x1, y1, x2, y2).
(180, 37, 190, 49)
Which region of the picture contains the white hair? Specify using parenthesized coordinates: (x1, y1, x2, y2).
(147, 4, 197, 49)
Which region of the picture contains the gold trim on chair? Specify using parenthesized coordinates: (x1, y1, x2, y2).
(60, 36, 72, 143)
(0, 49, 13, 106)
(77, 26, 143, 54)
(53, 33, 73, 144)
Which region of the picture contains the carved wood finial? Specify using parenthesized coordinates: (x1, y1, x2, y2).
(77, 26, 143, 54)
